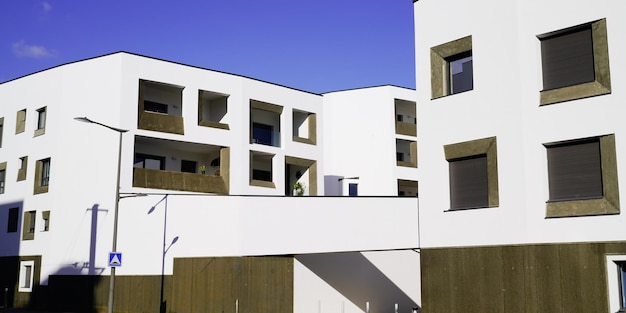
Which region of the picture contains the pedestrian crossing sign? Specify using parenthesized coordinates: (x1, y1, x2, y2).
(109, 252, 122, 267)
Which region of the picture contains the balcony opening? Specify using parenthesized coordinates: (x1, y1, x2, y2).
(133, 136, 229, 194)
(198, 90, 229, 130)
(285, 156, 317, 196)
(398, 179, 418, 197)
(138, 80, 185, 135)
(293, 110, 316, 145)
(396, 139, 417, 168)
(395, 99, 417, 136)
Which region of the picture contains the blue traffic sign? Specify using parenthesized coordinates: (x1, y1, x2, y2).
(109, 252, 122, 267)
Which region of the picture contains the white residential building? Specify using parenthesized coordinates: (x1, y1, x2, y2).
(0, 52, 420, 312)
(414, 0, 626, 312)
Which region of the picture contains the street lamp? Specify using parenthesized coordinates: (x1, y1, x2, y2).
(74, 116, 128, 313)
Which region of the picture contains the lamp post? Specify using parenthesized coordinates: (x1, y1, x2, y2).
(74, 117, 128, 313)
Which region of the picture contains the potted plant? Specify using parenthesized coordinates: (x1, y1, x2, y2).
(199, 165, 206, 174)
(292, 181, 305, 196)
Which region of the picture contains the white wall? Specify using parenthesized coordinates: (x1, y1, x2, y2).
(415, 0, 626, 248)
(323, 86, 417, 196)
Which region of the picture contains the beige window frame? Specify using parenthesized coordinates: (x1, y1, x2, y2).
(17, 156, 28, 181)
(16, 109, 26, 134)
(430, 36, 473, 99)
(444, 136, 498, 210)
(538, 19, 610, 105)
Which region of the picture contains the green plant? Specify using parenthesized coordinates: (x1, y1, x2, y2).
(292, 181, 305, 196)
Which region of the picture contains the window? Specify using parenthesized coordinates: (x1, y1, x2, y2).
(198, 90, 230, 130)
(22, 210, 35, 240)
(449, 155, 488, 209)
(448, 52, 473, 94)
(0, 170, 5, 194)
(538, 19, 610, 105)
(34, 107, 46, 136)
(544, 134, 619, 217)
(16, 109, 26, 134)
(0, 117, 4, 147)
(606, 256, 626, 313)
(41, 159, 50, 186)
(18, 260, 35, 292)
(396, 152, 404, 162)
(444, 137, 498, 210)
(618, 262, 626, 312)
(42, 211, 50, 231)
(252, 122, 274, 146)
(430, 36, 473, 99)
(144, 101, 168, 114)
(250, 151, 275, 188)
(394, 99, 417, 137)
(34, 158, 50, 194)
(181, 160, 197, 173)
(348, 183, 358, 197)
(134, 153, 165, 170)
(0, 161, 6, 194)
(7, 207, 18, 233)
(17, 156, 28, 181)
(250, 100, 282, 147)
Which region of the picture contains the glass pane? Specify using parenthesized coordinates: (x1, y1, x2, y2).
(449, 55, 473, 94)
(617, 262, 626, 308)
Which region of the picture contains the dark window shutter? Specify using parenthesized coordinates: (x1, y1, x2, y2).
(449, 155, 488, 209)
(547, 140, 603, 201)
(541, 27, 595, 90)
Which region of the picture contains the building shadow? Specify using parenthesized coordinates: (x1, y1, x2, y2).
(296, 251, 419, 312)
(1, 203, 105, 312)
(0, 201, 25, 310)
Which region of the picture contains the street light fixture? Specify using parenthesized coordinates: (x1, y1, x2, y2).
(74, 116, 128, 313)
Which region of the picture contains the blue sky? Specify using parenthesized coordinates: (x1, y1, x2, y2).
(0, 1, 415, 93)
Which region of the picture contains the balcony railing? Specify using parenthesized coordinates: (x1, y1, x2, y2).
(133, 168, 227, 194)
(138, 111, 185, 135)
(395, 121, 417, 137)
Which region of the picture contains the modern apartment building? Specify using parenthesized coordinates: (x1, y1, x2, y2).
(414, 0, 626, 312)
(0, 52, 420, 312)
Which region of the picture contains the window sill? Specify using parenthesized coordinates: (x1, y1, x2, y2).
(546, 197, 619, 218)
(540, 80, 611, 106)
(293, 136, 316, 145)
(250, 179, 275, 189)
(199, 120, 230, 130)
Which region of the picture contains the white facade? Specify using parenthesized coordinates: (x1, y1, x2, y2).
(323, 86, 418, 196)
(415, 0, 626, 249)
(0, 52, 420, 312)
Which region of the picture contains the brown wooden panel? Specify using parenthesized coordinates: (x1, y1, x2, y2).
(558, 243, 608, 312)
(420, 249, 452, 313)
(528, 245, 563, 313)
(242, 256, 293, 313)
(421, 242, 626, 313)
(171, 258, 194, 312)
(501, 245, 527, 313)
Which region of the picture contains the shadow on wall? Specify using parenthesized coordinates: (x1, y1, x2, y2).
(0, 203, 105, 312)
(0, 201, 25, 309)
(296, 252, 419, 312)
(28, 203, 106, 312)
